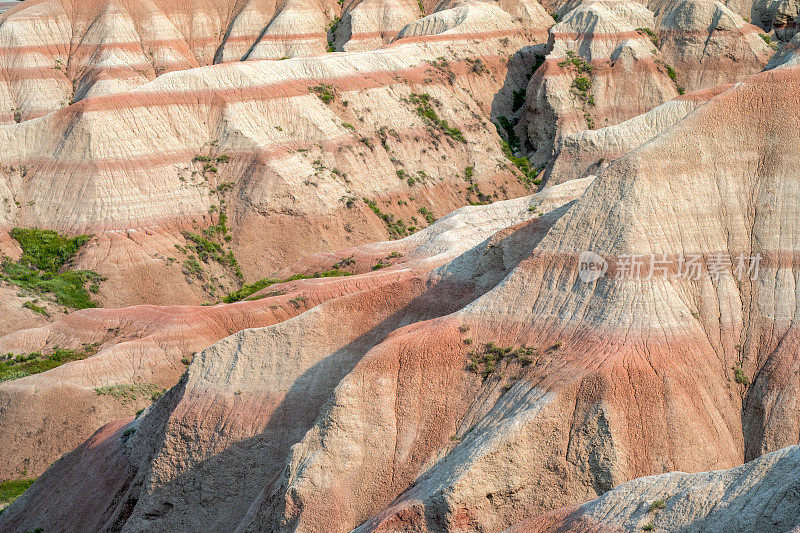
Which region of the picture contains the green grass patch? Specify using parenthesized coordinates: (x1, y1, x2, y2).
(9, 228, 90, 271)
(23, 300, 48, 316)
(223, 269, 352, 303)
(0, 345, 99, 382)
(1, 228, 101, 309)
(0, 478, 36, 507)
(648, 499, 666, 512)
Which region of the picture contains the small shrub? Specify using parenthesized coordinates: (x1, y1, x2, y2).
(310, 84, 335, 104)
(289, 295, 308, 307)
(181, 357, 191, 365)
(418, 206, 436, 225)
(327, 17, 341, 52)
(637, 27, 659, 47)
(733, 365, 750, 385)
(572, 76, 591, 94)
(648, 499, 666, 512)
(643, 525, 654, 532)
(512, 88, 527, 112)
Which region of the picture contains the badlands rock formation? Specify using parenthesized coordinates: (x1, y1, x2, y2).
(517, 0, 772, 167)
(2, 0, 800, 530)
(511, 445, 800, 532)
(0, 178, 589, 482)
(0, 0, 552, 309)
(544, 83, 730, 185)
(5, 43, 800, 531)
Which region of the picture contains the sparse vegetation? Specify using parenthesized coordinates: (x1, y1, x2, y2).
(465, 57, 487, 75)
(495, 115, 522, 152)
(1, 228, 102, 309)
(363, 198, 415, 238)
(558, 51, 597, 128)
(648, 499, 666, 512)
(418, 206, 436, 225)
(760, 34, 779, 50)
(467, 343, 539, 378)
(733, 365, 750, 385)
(289, 295, 308, 307)
(94, 382, 164, 405)
(499, 140, 540, 188)
(558, 50, 594, 76)
(512, 87, 527, 112)
(573, 76, 591, 94)
(637, 27, 659, 47)
(371, 252, 404, 271)
(310, 84, 336, 104)
(407, 93, 466, 143)
(327, 17, 341, 52)
(643, 525, 654, 531)
(0, 344, 99, 382)
(658, 61, 685, 95)
(22, 300, 48, 316)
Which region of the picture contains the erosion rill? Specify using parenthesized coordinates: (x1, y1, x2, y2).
(0, 0, 800, 531)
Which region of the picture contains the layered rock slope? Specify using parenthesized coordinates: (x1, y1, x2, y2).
(0, 0, 552, 310)
(516, 0, 772, 167)
(4, 54, 800, 532)
(0, 178, 590, 482)
(511, 445, 800, 532)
